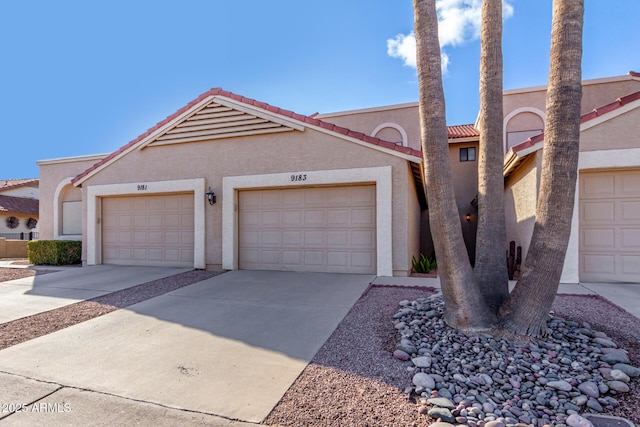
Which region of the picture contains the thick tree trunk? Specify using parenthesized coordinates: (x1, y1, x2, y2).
(499, 0, 584, 336)
(474, 0, 509, 311)
(413, 0, 495, 330)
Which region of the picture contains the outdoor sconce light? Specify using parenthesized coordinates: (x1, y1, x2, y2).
(465, 213, 472, 223)
(206, 187, 217, 205)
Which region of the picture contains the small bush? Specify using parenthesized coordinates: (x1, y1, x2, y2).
(28, 240, 82, 266)
(412, 253, 437, 274)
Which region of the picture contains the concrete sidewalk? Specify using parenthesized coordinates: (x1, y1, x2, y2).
(0, 265, 190, 323)
(372, 275, 640, 319)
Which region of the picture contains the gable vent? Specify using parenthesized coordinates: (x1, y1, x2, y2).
(150, 98, 299, 146)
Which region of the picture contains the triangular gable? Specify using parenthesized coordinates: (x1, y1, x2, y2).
(503, 90, 640, 178)
(147, 96, 304, 147)
(72, 88, 422, 186)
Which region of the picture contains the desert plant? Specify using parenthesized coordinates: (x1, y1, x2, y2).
(412, 253, 437, 274)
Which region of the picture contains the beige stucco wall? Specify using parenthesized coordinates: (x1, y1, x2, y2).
(504, 153, 540, 271)
(79, 128, 420, 275)
(449, 141, 479, 264)
(0, 238, 28, 258)
(37, 156, 106, 240)
(318, 104, 422, 151)
(506, 112, 544, 133)
(580, 107, 640, 152)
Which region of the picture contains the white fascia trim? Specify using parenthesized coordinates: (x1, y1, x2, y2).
(53, 177, 76, 240)
(316, 101, 418, 118)
(37, 153, 109, 166)
(86, 178, 206, 269)
(74, 97, 215, 186)
(579, 147, 640, 170)
(580, 99, 640, 132)
(371, 122, 409, 147)
(222, 166, 393, 276)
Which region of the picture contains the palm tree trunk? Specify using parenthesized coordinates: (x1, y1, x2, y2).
(474, 0, 509, 310)
(413, 0, 495, 330)
(499, 0, 584, 336)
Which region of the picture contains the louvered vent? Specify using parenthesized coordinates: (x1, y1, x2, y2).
(150, 99, 296, 146)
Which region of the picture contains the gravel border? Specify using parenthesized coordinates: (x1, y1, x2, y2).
(264, 287, 640, 427)
(0, 270, 223, 350)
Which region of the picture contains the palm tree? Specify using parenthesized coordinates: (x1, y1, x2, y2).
(413, 0, 584, 336)
(499, 0, 584, 336)
(413, 0, 495, 330)
(474, 0, 510, 311)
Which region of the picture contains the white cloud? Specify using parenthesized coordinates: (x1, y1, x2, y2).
(387, 0, 514, 72)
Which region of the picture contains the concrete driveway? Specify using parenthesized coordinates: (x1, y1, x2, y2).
(0, 265, 191, 323)
(0, 270, 373, 425)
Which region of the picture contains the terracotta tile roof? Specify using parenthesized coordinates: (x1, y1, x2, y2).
(447, 124, 479, 139)
(0, 195, 39, 215)
(509, 90, 640, 156)
(0, 178, 39, 192)
(72, 89, 423, 185)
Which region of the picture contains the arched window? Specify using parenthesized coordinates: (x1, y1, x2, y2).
(371, 123, 409, 147)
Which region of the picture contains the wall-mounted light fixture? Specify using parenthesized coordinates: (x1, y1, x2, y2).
(206, 187, 217, 205)
(465, 212, 472, 223)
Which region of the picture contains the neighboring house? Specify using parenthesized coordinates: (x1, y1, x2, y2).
(504, 72, 640, 284)
(0, 179, 40, 240)
(37, 72, 640, 282)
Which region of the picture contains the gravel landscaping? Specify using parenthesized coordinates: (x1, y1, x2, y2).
(264, 287, 640, 427)
(0, 267, 59, 282)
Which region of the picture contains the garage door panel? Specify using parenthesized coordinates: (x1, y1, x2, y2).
(621, 173, 640, 195)
(581, 228, 615, 249)
(621, 201, 640, 221)
(622, 255, 640, 274)
(621, 228, 640, 248)
(239, 186, 376, 274)
(102, 194, 194, 267)
(580, 170, 640, 282)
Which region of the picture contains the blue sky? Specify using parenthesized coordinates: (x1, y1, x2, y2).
(1, 0, 638, 179)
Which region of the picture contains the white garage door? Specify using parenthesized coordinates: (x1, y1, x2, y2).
(239, 186, 376, 274)
(580, 169, 640, 283)
(102, 194, 194, 267)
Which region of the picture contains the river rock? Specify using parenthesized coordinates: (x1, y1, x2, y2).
(547, 380, 572, 391)
(612, 363, 640, 378)
(566, 413, 594, 427)
(413, 372, 436, 389)
(610, 369, 630, 383)
(428, 407, 455, 423)
(427, 397, 456, 409)
(607, 380, 630, 393)
(412, 356, 432, 368)
(577, 382, 599, 398)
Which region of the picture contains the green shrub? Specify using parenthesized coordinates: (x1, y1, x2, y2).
(28, 240, 82, 266)
(412, 253, 437, 274)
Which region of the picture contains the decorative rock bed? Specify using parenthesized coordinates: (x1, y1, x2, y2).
(393, 295, 639, 427)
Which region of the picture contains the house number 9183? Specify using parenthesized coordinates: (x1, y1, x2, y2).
(290, 174, 307, 182)
(137, 184, 147, 191)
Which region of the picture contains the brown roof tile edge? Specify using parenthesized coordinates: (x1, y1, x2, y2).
(72, 89, 424, 185)
(0, 195, 39, 215)
(0, 179, 39, 192)
(508, 90, 640, 158)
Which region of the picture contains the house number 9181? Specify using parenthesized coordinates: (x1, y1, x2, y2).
(291, 174, 307, 182)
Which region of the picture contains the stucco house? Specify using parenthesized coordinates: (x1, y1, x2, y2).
(0, 179, 39, 240)
(504, 72, 640, 284)
(37, 72, 640, 282)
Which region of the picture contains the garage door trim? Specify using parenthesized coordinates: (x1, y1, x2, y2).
(86, 178, 206, 268)
(222, 166, 393, 276)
